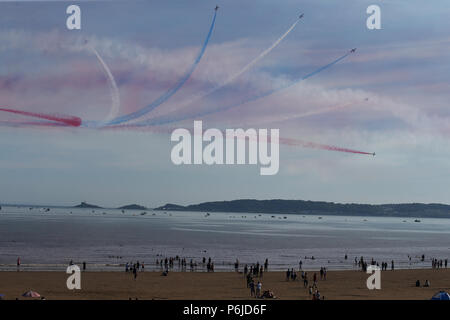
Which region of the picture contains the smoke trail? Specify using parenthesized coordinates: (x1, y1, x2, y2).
(126, 51, 352, 127)
(103, 123, 373, 155)
(279, 137, 373, 155)
(243, 99, 366, 127)
(168, 18, 301, 113)
(90, 46, 121, 122)
(0, 108, 82, 127)
(105, 10, 218, 126)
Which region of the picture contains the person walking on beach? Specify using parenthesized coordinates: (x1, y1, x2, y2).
(82, 261, 86, 271)
(133, 265, 137, 280)
(249, 280, 255, 297)
(16, 257, 20, 272)
(256, 281, 262, 298)
(391, 260, 395, 271)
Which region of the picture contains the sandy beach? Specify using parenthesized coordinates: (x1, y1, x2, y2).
(0, 269, 448, 300)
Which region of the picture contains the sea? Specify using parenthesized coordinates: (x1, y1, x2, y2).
(0, 206, 449, 271)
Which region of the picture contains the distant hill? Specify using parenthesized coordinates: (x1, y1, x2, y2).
(73, 202, 102, 209)
(118, 204, 147, 210)
(154, 199, 450, 219)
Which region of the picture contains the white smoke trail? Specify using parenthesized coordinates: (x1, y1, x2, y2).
(90, 46, 121, 122)
(244, 100, 364, 127)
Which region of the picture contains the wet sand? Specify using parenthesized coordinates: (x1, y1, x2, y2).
(0, 269, 448, 300)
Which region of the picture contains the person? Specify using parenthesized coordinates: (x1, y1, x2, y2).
(82, 261, 86, 271)
(424, 280, 430, 287)
(133, 265, 137, 280)
(415, 280, 420, 287)
(141, 263, 145, 272)
(125, 262, 129, 272)
(17, 257, 20, 272)
(249, 280, 255, 297)
(286, 269, 290, 281)
(391, 260, 394, 271)
(246, 273, 252, 288)
(256, 281, 262, 298)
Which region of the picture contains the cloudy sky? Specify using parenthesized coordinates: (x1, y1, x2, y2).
(0, 0, 449, 207)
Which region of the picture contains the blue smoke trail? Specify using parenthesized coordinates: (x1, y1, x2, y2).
(127, 51, 351, 127)
(102, 10, 217, 126)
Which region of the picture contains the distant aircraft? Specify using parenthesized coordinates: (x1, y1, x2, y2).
(215, 5, 219, 11)
(372, 152, 376, 156)
(350, 48, 357, 53)
(365, 97, 369, 101)
(299, 13, 304, 19)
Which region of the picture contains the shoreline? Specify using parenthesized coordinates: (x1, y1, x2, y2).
(0, 269, 448, 300)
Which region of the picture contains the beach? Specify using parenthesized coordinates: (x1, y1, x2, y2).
(0, 269, 449, 300)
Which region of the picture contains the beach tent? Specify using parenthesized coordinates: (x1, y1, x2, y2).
(22, 290, 41, 298)
(431, 291, 450, 300)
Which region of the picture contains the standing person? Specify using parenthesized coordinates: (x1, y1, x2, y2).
(391, 260, 395, 271)
(264, 259, 268, 271)
(82, 261, 86, 271)
(133, 265, 137, 280)
(141, 263, 145, 272)
(16, 257, 21, 272)
(259, 266, 264, 278)
(249, 280, 255, 297)
(256, 281, 262, 298)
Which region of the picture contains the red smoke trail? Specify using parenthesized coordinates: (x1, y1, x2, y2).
(106, 124, 374, 155)
(278, 137, 373, 155)
(0, 108, 82, 127)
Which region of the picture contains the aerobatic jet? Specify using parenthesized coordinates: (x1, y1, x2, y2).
(299, 13, 304, 19)
(215, 5, 219, 11)
(350, 48, 357, 53)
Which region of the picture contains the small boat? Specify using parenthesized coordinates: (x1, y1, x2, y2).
(414, 219, 421, 223)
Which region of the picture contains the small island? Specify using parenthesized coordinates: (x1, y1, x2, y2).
(73, 202, 103, 209)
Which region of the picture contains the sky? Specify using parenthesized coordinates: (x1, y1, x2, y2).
(0, 0, 449, 207)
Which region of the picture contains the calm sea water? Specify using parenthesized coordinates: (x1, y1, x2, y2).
(0, 206, 449, 271)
